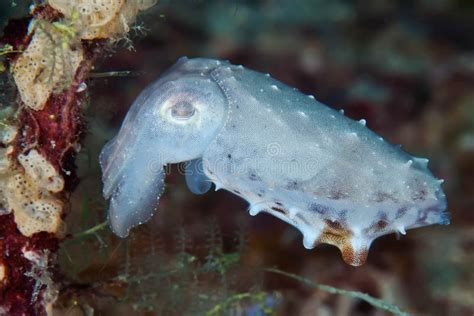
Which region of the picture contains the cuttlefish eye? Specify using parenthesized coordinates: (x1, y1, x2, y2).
(170, 101, 196, 120)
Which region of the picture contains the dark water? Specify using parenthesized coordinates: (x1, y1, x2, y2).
(1, 1, 473, 315)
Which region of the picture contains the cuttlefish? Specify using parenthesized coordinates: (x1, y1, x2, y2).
(100, 57, 448, 266)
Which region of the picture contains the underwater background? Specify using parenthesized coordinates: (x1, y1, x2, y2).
(1, 0, 473, 315)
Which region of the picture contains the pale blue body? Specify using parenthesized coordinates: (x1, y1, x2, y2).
(100, 57, 448, 265)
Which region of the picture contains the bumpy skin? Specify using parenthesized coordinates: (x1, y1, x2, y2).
(100, 57, 449, 266)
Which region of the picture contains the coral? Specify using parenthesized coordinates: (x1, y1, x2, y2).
(0, 125, 16, 175)
(18, 149, 64, 193)
(7, 171, 64, 237)
(0, 0, 157, 314)
(12, 22, 83, 110)
(0, 126, 65, 237)
(0, 124, 17, 213)
(48, 0, 157, 40)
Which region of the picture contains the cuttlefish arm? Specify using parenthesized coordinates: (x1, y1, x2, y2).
(184, 158, 212, 195)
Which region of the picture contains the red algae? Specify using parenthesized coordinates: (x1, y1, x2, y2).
(0, 214, 58, 315)
(0, 2, 156, 314)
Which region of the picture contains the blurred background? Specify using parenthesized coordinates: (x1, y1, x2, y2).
(2, 0, 474, 315)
